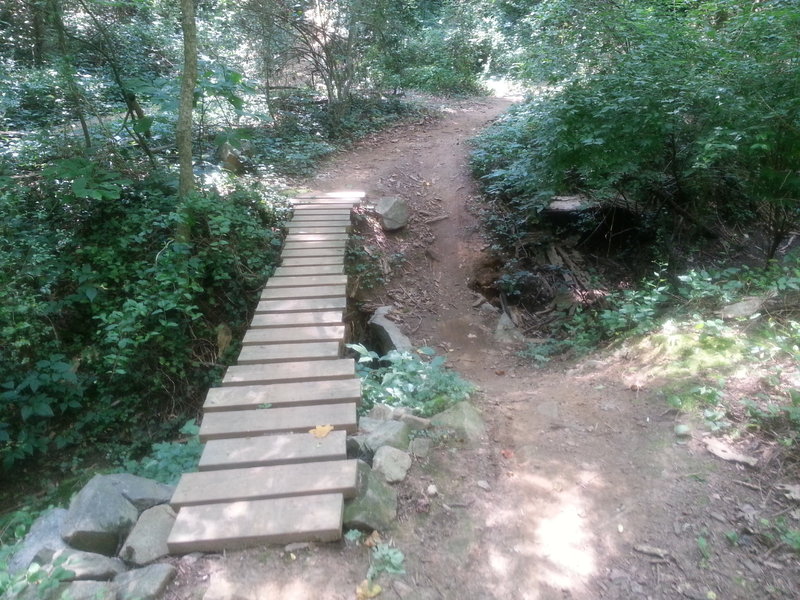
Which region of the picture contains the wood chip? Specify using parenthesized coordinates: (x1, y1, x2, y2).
(633, 544, 670, 559)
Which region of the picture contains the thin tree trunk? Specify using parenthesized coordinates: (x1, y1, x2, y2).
(177, 0, 198, 200)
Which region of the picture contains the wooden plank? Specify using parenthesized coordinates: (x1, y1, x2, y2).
(221, 359, 354, 386)
(282, 245, 346, 257)
(250, 310, 343, 328)
(283, 240, 347, 251)
(293, 191, 365, 200)
(290, 214, 351, 222)
(199, 402, 358, 440)
(204, 379, 361, 412)
(280, 256, 345, 267)
(167, 493, 344, 552)
(260, 285, 345, 301)
(285, 233, 349, 242)
(198, 430, 347, 471)
(265, 274, 347, 288)
(242, 325, 345, 346)
(237, 341, 340, 364)
(170, 460, 359, 508)
(274, 265, 344, 277)
(255, 297, 347, 314)
(284, 226, 350, 234)
(286, 219, 351, 227)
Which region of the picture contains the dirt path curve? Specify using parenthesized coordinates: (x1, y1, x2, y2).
(166, 97, 796, 600)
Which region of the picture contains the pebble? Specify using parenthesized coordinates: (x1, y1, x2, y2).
(426, 484, 438, 497)
(476, 480, 491, 491)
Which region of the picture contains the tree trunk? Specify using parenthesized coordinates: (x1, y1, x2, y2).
(177, 0, 198, 200)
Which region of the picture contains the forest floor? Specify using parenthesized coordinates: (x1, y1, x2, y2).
(165, 96, 800, 599)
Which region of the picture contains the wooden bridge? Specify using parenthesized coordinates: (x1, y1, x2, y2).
(166, 191, 365, 553)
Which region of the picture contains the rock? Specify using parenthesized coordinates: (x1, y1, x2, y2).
(674, 424, 692, 438)
(720, 295, 770, 319)
(119, 504, 176, 566)
(397, 413, 430, 430)
(479, 302, 499, 314)
(430, 402, 486, 444)
(494, 312, 525, 343)
(40, 581, 115, 600)
(8, 508, 68, 574)
(372, 447, 412, 483)
(375, 196, 409, 231)
(114, 563, 177, 600)
(368, 403, 395, 421)
(33, 548, 126, 581)
(476, 480, 492, 492)
(60, 475, 139, 556)
(99, 474, 174, 512)
(346, 435, 368, 459)
(364, 420, 411, 453)
(426, 484, 438, 497)
(216, 142, 244, 174)
(343, 461, 397, 531)
(409, 437, 433, 458)
(358, 417, 386, 434)
(369, 306, 413, 353)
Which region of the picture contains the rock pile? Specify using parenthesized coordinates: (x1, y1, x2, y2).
(7, 474, 177, 600)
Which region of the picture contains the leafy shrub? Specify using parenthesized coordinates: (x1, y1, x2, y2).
(348, 344, 474, 417)
(119, 419, 202, 485)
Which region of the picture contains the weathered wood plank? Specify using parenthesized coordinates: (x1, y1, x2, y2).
(237, 341, 340, 364)
(274, 265, 344, 277)
(170, 460, 358, 508)
(199, 402, 357, 440)
(198, 430, 346, 471)
(254, 297, 347, 314)
(249, 310, 343, 328)
(265, 274, 347, 288)
(242, 325, 344, 346)
(280, 256, 344, 267)
(167, 493, 344, 552)
(283, 240, 347, 251)
(260, 285, 346, 301)
(285, 233, 349, 243)
(204, 379, 361, 412)
(221, 359, 354, 386)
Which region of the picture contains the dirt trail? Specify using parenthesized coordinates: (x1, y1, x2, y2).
(167, 97, 798, 600)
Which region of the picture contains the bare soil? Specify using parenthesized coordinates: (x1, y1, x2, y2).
(165, 96, 800, 599)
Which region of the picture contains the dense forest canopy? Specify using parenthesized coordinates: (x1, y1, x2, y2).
(0, 0, 797, 472)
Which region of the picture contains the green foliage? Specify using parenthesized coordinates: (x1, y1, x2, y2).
(118, 419, 202, 485)
(367, 544, 405, 581)
(0, 167, 286, 470)
(348, 344, 474, 417)
(472, 0, 800, 260)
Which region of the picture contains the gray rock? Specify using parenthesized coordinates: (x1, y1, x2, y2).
(33, 548, 126, 581)
(101, 473, 174, 512)
(367, 403, 395, 421)
(430, 402, 486, 444)
(364, 420, 411, 453)
(398, 413, 430, 430)
(60, 475, 139, 556)
(8, 508, 68, 574)
(343, 461, 397, 531)
(31, 581, 116, 600)
(494, 312, 525, 343)
(369, 306, 413, 354)
(720, 295, 770, 319)
(114, 563, 176, 600)
(358, 417, 385, 434)
(375, 196, 409, 231)
(372, 446, 412, 483)
(119, 504, 176, 566)
(409, 437, 433, 458)
(479, 302, 499, 314)
(346, 435, 368, 459)
(217, 142, 244, 174)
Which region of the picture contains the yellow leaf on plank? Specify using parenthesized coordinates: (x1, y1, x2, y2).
(355, 579, 382, 599)
(309, 424, 334, 438)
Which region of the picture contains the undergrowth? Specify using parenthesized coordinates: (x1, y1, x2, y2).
(347, 344, 474, 417)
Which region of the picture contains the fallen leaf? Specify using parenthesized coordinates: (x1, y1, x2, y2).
(364, 530, 383, 547)
(501, 449, 514, 459)
(356, 580, 382, 600)
(495, 370, 505, 376)
(309, 424, 334, 438)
